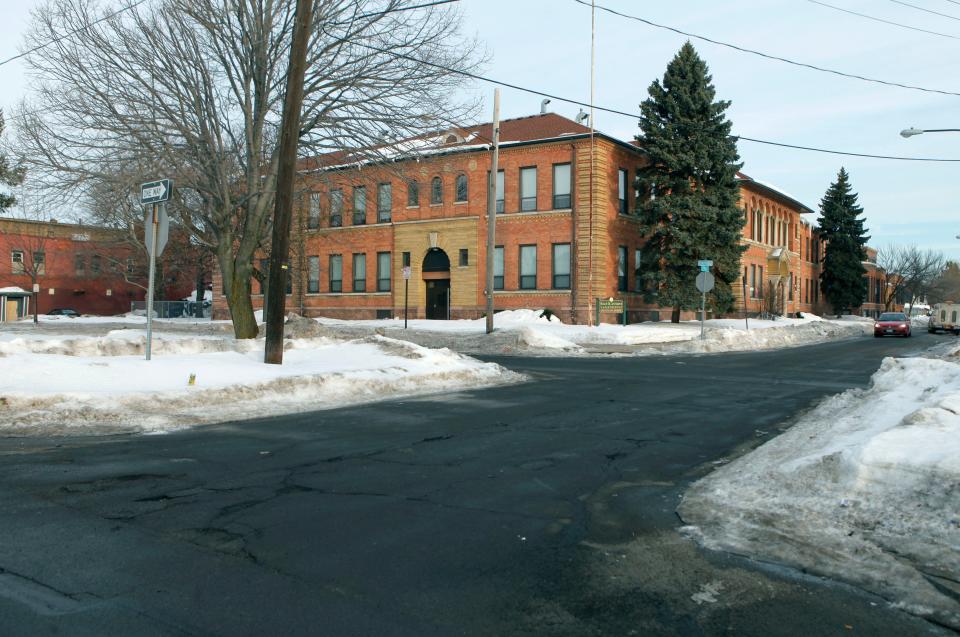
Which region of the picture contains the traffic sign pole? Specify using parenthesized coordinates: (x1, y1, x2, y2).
(145, 203, 159, 360)
(701, 287, 706, 341)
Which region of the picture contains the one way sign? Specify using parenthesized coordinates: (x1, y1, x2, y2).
(140, 179, 172, 205)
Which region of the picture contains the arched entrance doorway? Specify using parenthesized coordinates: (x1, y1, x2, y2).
(422, 248, 450, 320)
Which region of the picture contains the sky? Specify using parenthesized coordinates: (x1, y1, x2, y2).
(2, 0, 959, 260)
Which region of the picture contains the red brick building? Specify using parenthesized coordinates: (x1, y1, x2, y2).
(0, 217, 193, 318)
(735, 173, 828, 318)
(215, 112, 656, 323)
(210, 112, 888, 324)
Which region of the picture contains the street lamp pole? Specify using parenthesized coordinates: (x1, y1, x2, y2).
(900, 127, 960, 138)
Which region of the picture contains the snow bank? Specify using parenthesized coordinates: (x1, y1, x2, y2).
(689, 319, 870, 353)
(0, 335, 520, 436)
(317, 310, 865, 353)
(680, 353, 960, 629)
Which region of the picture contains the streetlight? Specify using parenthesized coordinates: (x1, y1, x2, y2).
(900, 127, 960, 138)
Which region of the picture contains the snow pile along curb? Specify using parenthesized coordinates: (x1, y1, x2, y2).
(0, 335, 522, 436)
(679, 354, 960, 629)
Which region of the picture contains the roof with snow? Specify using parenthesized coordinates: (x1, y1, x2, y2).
(0, 287, 30, 295)
(737, 171, 814, 215)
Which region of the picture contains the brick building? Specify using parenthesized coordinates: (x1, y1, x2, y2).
(735, 173, 828, 318)
(0, 217, 193, 318)
(210, 112, 889, 324)
(214, 112, 656, 323)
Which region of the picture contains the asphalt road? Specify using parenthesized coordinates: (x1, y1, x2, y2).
(0, 332, 953, 636)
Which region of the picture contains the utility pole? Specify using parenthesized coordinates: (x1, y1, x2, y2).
(485, 88, 501, 335)
(265, 0, 315, 365)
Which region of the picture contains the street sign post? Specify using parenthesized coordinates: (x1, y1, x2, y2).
(695, 268, 715, 341)
(697, 259, 713, 272)
(143, 205, 169, 257)
(140, 179, 173, 360)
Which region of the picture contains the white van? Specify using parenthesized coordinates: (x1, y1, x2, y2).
(928, 303, 960, 334)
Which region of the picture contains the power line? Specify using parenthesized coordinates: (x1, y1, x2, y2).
(336, 0, 459, 24)
(806, 0, 960, 40)
(342, 37, 960, 162)
(888, 0, 960, 22)
(573, 0, 960, 97)
(0, 0, 150, 68)
(7, 5, 959, 164)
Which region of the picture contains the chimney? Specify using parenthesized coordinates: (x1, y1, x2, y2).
(540, 99, 551, 114)
(575, 109, 589, 126)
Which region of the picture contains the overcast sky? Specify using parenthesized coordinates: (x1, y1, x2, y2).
(2, 0, 959, 260)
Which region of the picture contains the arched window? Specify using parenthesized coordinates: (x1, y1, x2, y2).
(407, 179, 419, 207)
(455, 174, 468, 202)
(431, 177, 442, 205)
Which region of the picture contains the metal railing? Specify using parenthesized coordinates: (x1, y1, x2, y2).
(130, 300, 210, 318)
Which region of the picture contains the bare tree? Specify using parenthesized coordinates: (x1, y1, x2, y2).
(928, 262, 960, 306)
(0, 187, 50, 324)
(876, 244, 945, 311)
(11, 0, 482, 338)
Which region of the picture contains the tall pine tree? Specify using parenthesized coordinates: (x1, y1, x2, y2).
(635, 42, 744, 322)
(817, 167, 869, 314)
(0, 111, 25, 211)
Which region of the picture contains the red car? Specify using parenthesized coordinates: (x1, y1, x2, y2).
(874, 312, 911, 338)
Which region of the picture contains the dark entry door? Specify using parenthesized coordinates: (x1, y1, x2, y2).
(425, 279, 450, 320)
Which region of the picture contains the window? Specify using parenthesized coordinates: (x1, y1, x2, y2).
(33, 251, 45, 275)
(552, 243, 570, 289)
(11, 250, 24, 274)
(402, 251, 411, 267)
(618, 169, 628, 214)
(307, 256, 320, 293)
(494, 246, 504, 290)
(329, 255, 342, 292)
(750, 264, 756, 297)
(352, 253, 366, 292)
(759, 266, 764, 297)
(258, 258, 269, 294)
(91, 255, 101, 275)
(330, 189, 343, 227)
(520, 167, 537, 211)
(553, 163, 571, 209)
(407, 180, 420, 207)
(618, 246, 628, 291)
(307, 193, 321, 229)
(635, 249, 644, 292)
(488, 170, 505, 213)
(431, 176, 442, 205)
(519, 245, 537, 289)
(455, 174, 468, 203)
(788, 273, 794, 301)
(459, 248, 468, 267)
(127, 257, 135, 274)
(376, 183, 392, 223)
(285, 267, 292, 295)
(377, 252, 391, 292)
(352, 186, 366, 225)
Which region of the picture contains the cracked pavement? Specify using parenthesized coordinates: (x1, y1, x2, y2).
(0, 332, 954, 636)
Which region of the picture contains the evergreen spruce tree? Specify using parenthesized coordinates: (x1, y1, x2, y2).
(635, 42, 744, 322)
(817, 167, 869, 314)
(0, 111, 25, 211)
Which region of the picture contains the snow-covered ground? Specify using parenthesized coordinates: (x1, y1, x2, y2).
(0, 331, 520, 436)
(317, 309, 871, 355)
(680, 348, 960, 629)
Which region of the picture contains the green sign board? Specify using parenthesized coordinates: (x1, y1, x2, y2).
(595, 298, 627, 326)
